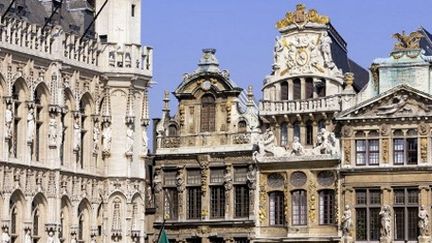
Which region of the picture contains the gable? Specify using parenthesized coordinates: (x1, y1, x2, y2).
(337, 85, 432, 120)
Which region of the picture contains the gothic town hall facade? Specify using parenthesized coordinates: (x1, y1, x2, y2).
(1, 1, 432, 243)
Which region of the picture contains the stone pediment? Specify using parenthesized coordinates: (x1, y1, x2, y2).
(337, 85, 432, 120)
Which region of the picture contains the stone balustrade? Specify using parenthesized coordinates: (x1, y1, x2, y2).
(0, 16, 153, 75)
(259, 95, 341, 115)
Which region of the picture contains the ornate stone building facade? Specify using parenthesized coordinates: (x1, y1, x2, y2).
(0, 1, 152, 243)
(153, 49, 259, 243)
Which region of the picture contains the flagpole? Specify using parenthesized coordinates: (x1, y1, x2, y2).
(156, 218, 166, 243)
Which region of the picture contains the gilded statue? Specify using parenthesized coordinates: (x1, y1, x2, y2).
(392, 30, 423, 50)
(276, 4, 330, 30)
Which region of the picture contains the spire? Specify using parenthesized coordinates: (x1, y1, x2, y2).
(162, 90, 170, 113)
(247, 85, 255, 107)
(197, 48, 220, 73)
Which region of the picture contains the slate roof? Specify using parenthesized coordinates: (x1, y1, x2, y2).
(420, 27, 432, 56)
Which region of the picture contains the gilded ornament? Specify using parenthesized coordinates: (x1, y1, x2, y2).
(382, 139, 389, 163)
(276, 4, 330, 30)
(344, 141, 351, 165)
(421, 137, 428, 163)
(308, 179, 317, 223)
(259, 174, 267, 224)
(393, 30, 423, 50)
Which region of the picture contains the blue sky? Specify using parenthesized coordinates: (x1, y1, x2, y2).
(141, 0, 432, 137)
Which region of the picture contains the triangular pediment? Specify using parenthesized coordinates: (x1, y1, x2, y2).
(337, 85, 432, 120)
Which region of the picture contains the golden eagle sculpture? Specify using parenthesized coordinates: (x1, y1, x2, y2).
(393, 30, 424, 50)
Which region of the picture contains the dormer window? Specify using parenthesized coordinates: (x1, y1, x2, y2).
(200, 94, 215, 132)
(168, 124, 178, 136)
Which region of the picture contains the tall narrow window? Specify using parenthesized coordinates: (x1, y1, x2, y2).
(33, 208, 39, 237)
(187, 170, 201, 219)
(168, 124, 178, 136)
(78, 214, 84, 240)
(355, 189, 381, 241)
(319, 190, 334, 224)
(293, 79, 301, 100)
(269, 191, 284, 225)
(210, 169, 225, 218)
(238, 120, 247, 133)
(33, 89, 43, 162)
(164, 171, 178, 220)
(393, 188, 418, 241)
(306, 121, 313, 145)
(317, 79, 326, 97)
(293, 122, 300, 142)
(280, 123, 288, 146)
(292, 190, 307, 225)
(305, 78, 314, 99)
(356, 139, 379, 165)
(280, 81, 288, 100)
(11, 207, 17, 234)
(393, 129, 418, 165)
(200, 95, 215, 132)
(234, 167, 249, 218)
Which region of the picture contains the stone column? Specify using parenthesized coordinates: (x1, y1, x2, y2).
(299, 121, 305, 144)
(300, 78, 305, 99)
(288, 79, 293, 100)
(224, 164, 233, 220)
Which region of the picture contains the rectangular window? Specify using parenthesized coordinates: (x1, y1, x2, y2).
(393, 138, 404, 164)
(270, 191, 285, 225)
(407, 138, 417, 164)
(319, 190, 334, 225)
(356, 139, 379, 165)
(293, 79, 301, 100)
(187, 170, 201, 185)
(234, 185, 249, 218)
(292, 190, 307, 225)
(355, 189, 381, 241)
(210, 168, 224, 184)
(393, 138, 418, 165)
(164, 188, 178, 220)
(210, 186, 225, 218)
(164, 171, 176, 186)
(234, 167, 247, 183)
(393, 188, 419, 241)
(187, 187, 201, 219)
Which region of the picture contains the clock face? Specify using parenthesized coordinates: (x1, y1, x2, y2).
(201, 80, 211, 91)
(296, 49, 309, 66)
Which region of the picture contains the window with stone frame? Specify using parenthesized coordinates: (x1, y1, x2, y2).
(305, 120, 313, 145)
(210, 168, 225, 219)
(280, 81, 289, 100)
(234, 167, 249, 218)
(305, 78, 314, 99)
(292, 189, 307, 225)
(355, 131, 379, 166)
(293, 78, 301, 100)
(269, 191, 285, 226)
(200, 94, 216, 132)
(293, 121, 300, 142)
(187, 169, 201, 219)
(238, 120, 247, 133)
(355, 189, 381, 241)
(163, 170, 178, 220)
(319, 190, 335, 225)
(168, 124, 178, 136)
(393, 188, 419, 241)
(393, 129, 418, 165)
(317, 78, 326, 97)
(280, 123, 288, 147)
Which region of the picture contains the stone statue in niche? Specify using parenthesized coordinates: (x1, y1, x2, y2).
(27, 107, 35, 143)
(125, 123, 134, 155)
(224, 167, 233, 191)
(153, 169, 162, 193)
(5, 104, 13, 138)
(142, 126, 148, 156)
(48, 113, 57, 146)
(379, 205, 391, 238)
(247, 164, 257, 189)
(73, 117, 81, 151)
(24, 229, 31, 243)
(291, 136, 305, 156)
(102, 122, 112, 154)
(341, 205, 352, 237)
(419, 205, 429, 237)
(93, 122, 100, 153)
(320, 32, 334, 68)
(1, 227, 10, 243)
(314, 128, 339, 155)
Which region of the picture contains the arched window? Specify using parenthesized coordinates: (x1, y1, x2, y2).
(306, 120, 313, 145)
(11, 206, 17, 234)
(280, 123, 288, 146)
(32, 207, 39, 237)
(79, 96, 92, 169)
(280, 81, 288, 100)
(200, 94, 215, 132)
(293, 78, 301, 100)
(11, 80, 27, 159)
(305, 78, 314, 99)
(78, 214, 84, 240)
(269, 191, 285, 225)
(238, 120, 247, 133)
(292, 190, 307, 225)
(319, 190, 335, 224)
(168, 124, 178, 136)
(317, 78, 326, 97)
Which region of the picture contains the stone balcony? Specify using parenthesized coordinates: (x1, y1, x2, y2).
(156, 132, 256, 155)
(259, 95, 341, 116)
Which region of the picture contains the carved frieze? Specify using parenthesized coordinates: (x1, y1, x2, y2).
(382, 138, 389, 163)
(344, 140, 351, 165)
(259, 174, 267, 225)
(420, 137, 428, 163)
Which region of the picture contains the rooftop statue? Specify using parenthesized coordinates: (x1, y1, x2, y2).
(392, 30, 423, 50)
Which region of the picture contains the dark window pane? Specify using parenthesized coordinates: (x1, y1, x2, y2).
(269, 191, 285, 225)
(407, 138, 418, 165)
(210, 186, 225, 218)
(293, 79, 301, 100)
(164, 188, 178, 220)
(305, 78, 314, 99)
(370, 208, 381, 240)
(394, 207, 405, 241)
(187, 187, 201, 219)
(201, 95, 216, 132)
(235, 185, 249, 218)
(281, 81, 288, 100)
(292, 190, 307, 225)
(355, 208, 366, 241)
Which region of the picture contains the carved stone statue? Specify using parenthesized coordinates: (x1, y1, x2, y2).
(419, 205, 429, 237)
(255, 128, 288, 158)
(153, 168, 162, 193)
(224, 167, 233, 191)
(247, 164, 257, 189)
(102, 122, 112, 153)
(291, 136, 305, 155)
(125, 123, 134, 155)
(24, 229, 31, 243)
(93, 123, 100, 153)
(70, 234, 77, 243)
(320, 32, 334, 68)
(5, 104, 13, 138)
(142, 126, 148, 156)
(341, 205, 352, 237)
(1, 227, 10, 243)
(314, 128, 339, 155)
(73, 117, 81, 151)
(47, 230, 55, 243)
(379, 205, 391, 238)
(48, 113, 57, 146)
(176, 168, 185, 192)
(27, 107, 35, 143)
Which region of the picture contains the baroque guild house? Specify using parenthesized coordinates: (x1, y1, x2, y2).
(0, 0, 152, 243)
